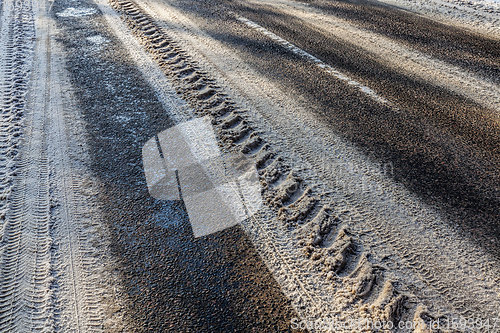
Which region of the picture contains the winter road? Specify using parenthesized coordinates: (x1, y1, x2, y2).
(0, 0, 498, 331)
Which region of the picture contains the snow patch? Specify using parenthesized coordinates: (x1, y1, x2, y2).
(56, 7, 97, 18)
(86, 35, 108, 45)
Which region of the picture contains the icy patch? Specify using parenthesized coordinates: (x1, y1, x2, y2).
(56, 7, 97, 18)
(86, 35, 108, 45)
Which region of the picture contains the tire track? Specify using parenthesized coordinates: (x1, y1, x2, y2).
(0, 0, 110, 330)
(0, 0, 35, 257)
(0, 0, 39, 330)
(38, 1, 109, 330)
(0, 0, 56, 328)
(47, 52, 106, 331)
(102, 0, 448, 330)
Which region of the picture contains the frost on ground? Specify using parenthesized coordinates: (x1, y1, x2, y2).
(377, 0, 500, 37)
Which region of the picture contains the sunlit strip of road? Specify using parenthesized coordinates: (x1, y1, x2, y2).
(236, 16, 394, 108)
